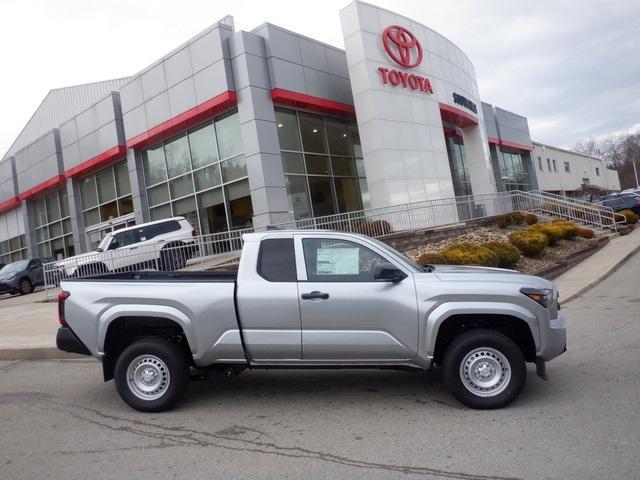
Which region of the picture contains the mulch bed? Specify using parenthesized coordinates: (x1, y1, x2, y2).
(402, 223, 601, 276)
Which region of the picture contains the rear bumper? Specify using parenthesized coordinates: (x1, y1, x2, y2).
(539, 313, 567, 361)
(56, 326, 91, 356)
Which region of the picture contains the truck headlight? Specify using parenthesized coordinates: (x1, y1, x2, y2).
(521, 288, 554, 308)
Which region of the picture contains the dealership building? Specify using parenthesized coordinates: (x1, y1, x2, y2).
(0, 1, 619, 263)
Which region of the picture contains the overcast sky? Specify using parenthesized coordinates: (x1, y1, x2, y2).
(1, 0, 638, 156)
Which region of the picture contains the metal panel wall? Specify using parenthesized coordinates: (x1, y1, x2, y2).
(0, 157, 18, 203)
(14, 130, 63, 194)
(120, 21, 236, 141)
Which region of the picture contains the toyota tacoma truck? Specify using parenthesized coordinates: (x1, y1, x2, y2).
(56, 230, 566, 412)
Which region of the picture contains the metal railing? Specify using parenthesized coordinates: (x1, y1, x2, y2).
(43, 189, 624, 298)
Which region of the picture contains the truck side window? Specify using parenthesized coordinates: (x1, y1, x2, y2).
(110, 230, 139, 249)
(302, 238, 387, 282)
(258, 239, 297, 282)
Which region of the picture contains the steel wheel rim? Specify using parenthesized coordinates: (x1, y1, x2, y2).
(460, 347, 511, 397)
(126, 355, 171, 401)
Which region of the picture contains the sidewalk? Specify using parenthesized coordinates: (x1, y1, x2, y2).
(555, 226, 640, 304)
(0, 227, 638, 359)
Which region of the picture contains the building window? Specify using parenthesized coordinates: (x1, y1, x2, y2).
(552, 159, 557, 172)
(445, 134, 473, 196)
(141, 110, 252, 235)
(33, 188, 75, 259)
(0, 234, 28, 264)
(275, 108, 368, 220)
(538, 156, 542, 171)
(595, 167, 600, 176)
(547, 158, 551, 171)
(79, 160, 133, 229)
(564, 162, 570, 173)
(499, 148, 531, 191)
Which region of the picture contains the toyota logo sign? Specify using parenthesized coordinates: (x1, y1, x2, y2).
(382, 25, 423, 68)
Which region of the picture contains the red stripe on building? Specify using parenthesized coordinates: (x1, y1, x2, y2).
(438, 103, 478, 128)
(488, 137, 500, 145)
(19, 175, 66, 201)
(65, 145, 127, 179)
(126, 91, 238, 150)
(271, 89, 356, 118)
(0, 196, 21, 214)
(499, 139, 533, 152)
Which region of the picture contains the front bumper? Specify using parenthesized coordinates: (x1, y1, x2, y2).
(539, 313, 567, 361)
(0, 281, 17, 293)
(56, 326, 91, 356)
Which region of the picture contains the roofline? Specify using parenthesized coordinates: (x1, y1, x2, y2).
(532, 141, 605, 162)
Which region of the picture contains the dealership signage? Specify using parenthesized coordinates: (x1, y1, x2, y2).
(452, 93, 477, 114)
(377, 25, 433, 94)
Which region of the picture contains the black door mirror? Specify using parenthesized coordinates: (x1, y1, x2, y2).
(372, 262, 407, 282)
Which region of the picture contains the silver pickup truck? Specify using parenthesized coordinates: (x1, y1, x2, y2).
(56, 230, 566, 412)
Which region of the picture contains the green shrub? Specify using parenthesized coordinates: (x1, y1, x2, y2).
(417, 252, 447, 265)
(440, 242, 499, 267)
(511, 211, 525, 225)
(528, 223, 565, 246)
(370, 219, 392, 235)
(482, 241, 521, 268)
(496, 213, 513, 229)
(509, 231, 548, 256)
(524, 213, 538, 225)
(548, 220, 580, 240)
(579, 227, 595, 239)
(619, 209, 639, 225)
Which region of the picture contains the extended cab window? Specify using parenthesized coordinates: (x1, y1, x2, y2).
(302, 238, 388, 282)
(258, 239, 296, 282)
(110, 230, 139, 249)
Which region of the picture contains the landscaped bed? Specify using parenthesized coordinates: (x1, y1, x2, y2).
(402, 213, 604, 277)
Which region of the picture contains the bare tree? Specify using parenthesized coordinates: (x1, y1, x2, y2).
(574, 132, 640, 189)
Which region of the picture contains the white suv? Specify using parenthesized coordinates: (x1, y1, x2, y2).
(55, 217, 198, 277)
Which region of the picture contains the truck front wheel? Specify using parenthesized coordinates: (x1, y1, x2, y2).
(442, 329, 526, 409)
(114, 338, 189, 412)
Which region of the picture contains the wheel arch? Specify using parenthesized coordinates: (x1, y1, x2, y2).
(99, 306, 196, 381)
(427, 302, 539, 365)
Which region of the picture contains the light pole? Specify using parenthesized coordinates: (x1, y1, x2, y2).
(633, 159, 640, 188)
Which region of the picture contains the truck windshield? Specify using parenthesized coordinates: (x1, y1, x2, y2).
(366, 237, 426, 272)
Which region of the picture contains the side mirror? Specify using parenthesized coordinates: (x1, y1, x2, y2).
(372, 262, 407, 283)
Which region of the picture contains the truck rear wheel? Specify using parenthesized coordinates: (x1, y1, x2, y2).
(442, 329, 526, 409)
(114, 338, 189, 412)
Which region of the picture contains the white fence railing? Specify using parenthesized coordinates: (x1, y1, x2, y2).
(43, 189, 623, 298)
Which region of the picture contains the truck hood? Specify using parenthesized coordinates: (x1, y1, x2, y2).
(428, 264, 554, 290)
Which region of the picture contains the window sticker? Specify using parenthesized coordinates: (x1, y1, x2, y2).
(316, 247, 359, 275)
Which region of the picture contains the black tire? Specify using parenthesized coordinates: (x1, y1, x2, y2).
(114, 338, 189, 412)
(442, 329, 526, 409)
(18, 278, 33, 295)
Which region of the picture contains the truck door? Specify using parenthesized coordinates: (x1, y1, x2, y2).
(295, 235, 419, 361)
(236, 237, 302, 361)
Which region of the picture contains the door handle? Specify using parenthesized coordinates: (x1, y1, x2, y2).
(301, 291, 329, 300)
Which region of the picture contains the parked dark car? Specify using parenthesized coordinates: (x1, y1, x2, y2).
(594, 193, 640, 214)
(0, 258, 54, 295)
(0, 262, 5, 271)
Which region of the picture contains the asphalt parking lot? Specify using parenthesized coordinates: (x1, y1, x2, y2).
(1, 253, 639, 480)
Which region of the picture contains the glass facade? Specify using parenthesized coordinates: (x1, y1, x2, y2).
(444, 134, 473, 196)
(0, 234, 27, 264)
(498, 148, 531, 191)
(33, 188, 75, 259)
(141, 111, 253, 235)
(79, 160, 134, 229)
(275, 108, 368, 220)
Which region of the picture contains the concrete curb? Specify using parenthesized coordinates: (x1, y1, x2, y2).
(0, 347, 84, 361)
(559, 240, 640, 305)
